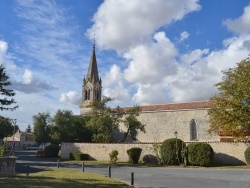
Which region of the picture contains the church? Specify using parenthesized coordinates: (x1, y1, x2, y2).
(79, 45, 219, 143)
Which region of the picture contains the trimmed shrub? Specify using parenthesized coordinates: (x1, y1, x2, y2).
(188, 142, 214, 167)
(244, 146, 250, 165)
(44, 144, 60, 158)
(127, 147, 142, 164)
(109, 150, 119, 162)
(160, 138, 186, 165)
(70, 152, 89, 160)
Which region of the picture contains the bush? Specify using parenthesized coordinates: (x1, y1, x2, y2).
(127, 147, 142, 164)
(109, 150, 118, 162)
(160, 138, 186, 165)
(70, 152, 89, 160)
(244, 146, 250, 165)
(187, 142, 214, 167)
(44, 144, 60, 158)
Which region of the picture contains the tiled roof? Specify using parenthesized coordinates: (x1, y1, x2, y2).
(4, 137, 20, 142)
(121, 100, 210, 112)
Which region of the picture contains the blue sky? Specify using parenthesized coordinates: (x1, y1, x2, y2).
(1, 0, 250, 131)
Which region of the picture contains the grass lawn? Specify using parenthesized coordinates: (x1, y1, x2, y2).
(0, 168, 128, 188)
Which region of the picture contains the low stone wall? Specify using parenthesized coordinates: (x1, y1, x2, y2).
(0, 157, 17, 177)
(61, 142, 250, 165)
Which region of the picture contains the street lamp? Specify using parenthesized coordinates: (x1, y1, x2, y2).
(174, 131, 178, 138)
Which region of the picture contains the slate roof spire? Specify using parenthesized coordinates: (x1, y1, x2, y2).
(86, 42, 99, 84)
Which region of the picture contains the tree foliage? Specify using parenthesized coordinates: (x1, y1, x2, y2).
(53, 109, 74, 142)
(208, 57, 250, 136)
(33, 112, 51, 145)
(87, 96, 145, 143)
(0, 116, 18, 139)
(120, 106, 146, 142)
(87, 97, 123, 142)
(0, 65, 18, 111)
(33, 110, 92, 145)
(26, 124, 32, 132)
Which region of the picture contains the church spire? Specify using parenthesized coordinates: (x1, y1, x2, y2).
(86, 43, 99, 84)
(80, 41, 102, 115)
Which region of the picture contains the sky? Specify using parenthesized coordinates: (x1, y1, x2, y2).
(1, 0, 250, 131)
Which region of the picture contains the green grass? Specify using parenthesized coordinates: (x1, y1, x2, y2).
(0, 168, 128, 188)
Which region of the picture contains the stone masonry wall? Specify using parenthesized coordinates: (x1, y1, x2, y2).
(61, 142, 250, 165)
(115, 109, 218, 143)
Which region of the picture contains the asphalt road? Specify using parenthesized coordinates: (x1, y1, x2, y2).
(15, 150, 250, 188)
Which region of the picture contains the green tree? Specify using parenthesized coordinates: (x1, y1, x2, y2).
(71, 116, 93, 142)
(87, 97, 123, 143)
(53, 109, 74, 142)
(0, 65, 18, 111)
(33, 112, 51, 145)
(26, 124, 32, 132)
(87, 96, 146, 143)
(120, 106, 146, 142)
(208, 57, 250, 137)
(0, 116, 14, 139)
(51, 110, 92, 143)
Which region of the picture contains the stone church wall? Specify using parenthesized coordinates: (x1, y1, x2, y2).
(116, 109, 219, 143)
(61, 142, 250, 165)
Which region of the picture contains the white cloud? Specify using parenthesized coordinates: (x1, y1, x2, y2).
(87, 0, 201, 51)
(102, 64, 130, 103)
(132, 83, 169, 105)
(59, 91, 81, 106)
(179, 31, 189, 42)
(181, 49, 209, 65)
(22, 69, 33, 84)
(124, 32, 178, 84)
(223, 5, 250, 34)
(0, 40, 8, 63)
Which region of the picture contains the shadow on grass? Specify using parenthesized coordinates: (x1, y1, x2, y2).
(0, 175, 128, 188)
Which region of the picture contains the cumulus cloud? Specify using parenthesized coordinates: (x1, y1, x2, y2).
(223, 5, 250, 34)
(87, 0, 201, 51)
(102, 64, 130, 103)
(124, 32, 178, 84)
(59, 91, 81, 106)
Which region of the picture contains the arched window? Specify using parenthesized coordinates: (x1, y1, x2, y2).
(84, 90, 88, 100)
(87, 89, 90, 100)
(96, 90, 99, 100)
(190, 119, 198, 141)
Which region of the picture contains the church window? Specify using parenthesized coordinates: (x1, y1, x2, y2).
(96, 90, 99, 100)
(190, 119, 198, 141)
(84, 90, 88, 100)
(88, 89, 90, 100)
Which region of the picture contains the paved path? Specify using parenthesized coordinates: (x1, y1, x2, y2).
(15, 150, 250, 188)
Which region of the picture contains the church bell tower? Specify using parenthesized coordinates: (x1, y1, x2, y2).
(80, 44, 102, 115)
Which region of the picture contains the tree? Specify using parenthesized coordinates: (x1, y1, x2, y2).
(51, 110, 92, 143)
(208, 57, 250, 137)
(0, 65, 18, 111)
(120, 106, 146, 142)
(26, 124, 32, 132)
(87, 97, 124, 143)
(71, 116, 93, 142)
(0, 116, 14, 139)
(53, 109, 74, 142)
(87, 96, 146, 143)
(33, 112, 51, 145)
